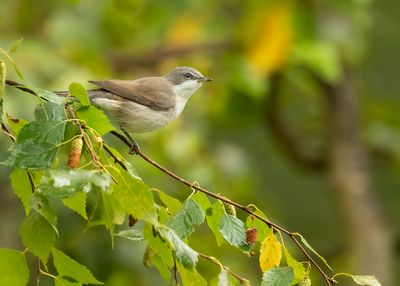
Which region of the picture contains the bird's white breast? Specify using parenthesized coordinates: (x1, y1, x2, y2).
(173, 80, 201, 115)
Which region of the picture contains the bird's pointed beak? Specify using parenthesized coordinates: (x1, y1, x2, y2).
(198, 76, 213, 82)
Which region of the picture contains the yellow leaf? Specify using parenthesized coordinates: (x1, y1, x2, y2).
(246, 2, 293, 75)
(284, 246, 307, 284)
(259, 233, 282, 272)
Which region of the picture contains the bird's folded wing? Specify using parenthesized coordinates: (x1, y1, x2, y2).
(89, 77, 175, 111)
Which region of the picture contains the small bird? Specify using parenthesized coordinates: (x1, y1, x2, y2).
(58, 66, 213, 151)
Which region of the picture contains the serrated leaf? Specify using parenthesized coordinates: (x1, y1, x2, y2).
(219, 213, 249, 249)
(62, 191, 87, 219)
(76, 106, 114, 136)
(177, 261, 207, 286)
(31, 87, 64, 104)
(351, 275, 381, 286)
(297, 234, 332, 270)
(55, 277, 81, 286)
(3, 120, 65, 170)
(39, 170, 111, 198)
(143, 223, 173, 267)
(52, 248, 102, 284)
(259, 233, 282, 272)
(69, 82, 90, 106)
(10, 168, 32, 215)
(246, 209, 271, 243)
(207, 201, 225, 246)
(283, 247, 306, 284)
(167, 199, 205, 239)
(261, 267, 294, 286)
(19, 211, 56, 264)
(35, 101, 66, 121)
(157, 190, 182, 214)
(115, 229, 143, 242)
(112, 170, 157, 223)
(8, 38, 23, 53)
(0, 248, 29, 286)
(163, 228, 198, 269)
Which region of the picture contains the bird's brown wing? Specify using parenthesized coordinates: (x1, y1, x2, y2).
(89, 77, 175, 111)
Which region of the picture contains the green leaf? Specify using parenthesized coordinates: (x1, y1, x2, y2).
(283, 247, 306, 284)
(0, 47, 24, 79)
(98, 190, 125, 240)
(219, 213, 249, 249)
(62, 191, 87, 219)
(8, 38, 23, 53)
(143, 223, 173, 267)
(167, 199, 205, 239)
(52, 248, 102, 284)
(156, 190, 182, 214)
(206, 201, 225, 246)
(246, 209, 271, 243)
(112, 169, 157, 223)
(351, 275, 381, 286)
(76, 106, 114, 136)
(3, 120, 65, 170)
(31, 87, 64, 104)
(297, 234, 332, 270)
(10, 168, 32, 215)
(19, 211, 56, 264)
(0, 61, 5, 124)
(162, 228, 198, 269)
(191, 192, 212, 212)
(35, 101, 66, 121)
(69, 82, 90, 106)
(39, 170, 111, 198)
(150, 255, 171, 282)
(261, 267, 294, 286)
(55, 277, 81, 286)
(177, 262, 207, 286)
(0, 248, 29, 286)
(30, 193, 58, 234)
(115, 229, 143, 242)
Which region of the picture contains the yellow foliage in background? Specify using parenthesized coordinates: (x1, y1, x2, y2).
(246, 2, 293, 75)
(259, 233, 282, 272)
(165, 13, 204, 48)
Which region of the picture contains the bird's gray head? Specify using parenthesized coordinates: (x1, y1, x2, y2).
(164, 66, 213, 101)
(164, 66, 213, 85)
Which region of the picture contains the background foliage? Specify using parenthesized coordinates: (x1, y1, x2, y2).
(0, 0, 399, 285)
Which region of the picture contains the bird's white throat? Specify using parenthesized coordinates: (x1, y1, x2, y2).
(173, 79, 202, 115)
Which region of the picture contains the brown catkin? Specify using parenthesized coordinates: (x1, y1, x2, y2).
(246, 227, 258, 244)
(143, 246, 155, 268)
(68, 137, 83, 169)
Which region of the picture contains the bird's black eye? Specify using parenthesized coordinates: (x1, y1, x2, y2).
(184, 72, 193, 79)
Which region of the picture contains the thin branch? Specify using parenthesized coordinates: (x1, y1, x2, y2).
(5, 78, 335, 285)
(111, 132, 335, 286)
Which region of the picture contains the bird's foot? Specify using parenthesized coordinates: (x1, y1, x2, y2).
(128, 141, 140, 155)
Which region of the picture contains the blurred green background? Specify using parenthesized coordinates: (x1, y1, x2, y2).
(0, 0, 399, 285)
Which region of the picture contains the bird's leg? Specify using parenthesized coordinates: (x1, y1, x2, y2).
(120, 127, 140, 155)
